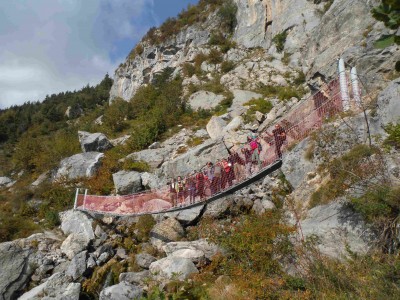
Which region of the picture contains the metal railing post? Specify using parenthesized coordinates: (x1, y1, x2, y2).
(73, 188, 79, 209)
(83, 189, 88, 210)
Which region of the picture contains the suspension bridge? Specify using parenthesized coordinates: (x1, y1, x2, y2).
(73, 59, 362, 217)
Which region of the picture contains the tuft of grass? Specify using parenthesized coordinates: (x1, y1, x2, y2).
(272, 31, 288, 53)
(243, 98, 273, 123)
(122, 160, 151, 172)
(383, 122, 400, 149)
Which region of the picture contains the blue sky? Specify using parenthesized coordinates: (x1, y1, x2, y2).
(0, 0, 198, 109)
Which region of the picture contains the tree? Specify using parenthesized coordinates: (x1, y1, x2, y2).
(371, 0, 400, 71)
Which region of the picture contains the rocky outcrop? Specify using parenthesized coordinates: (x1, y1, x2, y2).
(59, 210, 95, 240)
(78, 131, 113, 153)
(54, 152, 104, 180)
(135, 253, 156, 269)
(0, 242, 32, 300)
(0, 176, 14, 188)
(150, 218, 185, 250)
(112, 170, 142, 194)
(149, 257, 199, 281)
(188, 91, 224, 110)
(298, 201, 376, 258)
(206, 116, 227, 140)
(376, 78, 400, 126)
(100, 282, 143, 300)
(163, 239, 221, 261)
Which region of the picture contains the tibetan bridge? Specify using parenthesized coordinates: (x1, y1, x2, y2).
(73, 59, 363, 217)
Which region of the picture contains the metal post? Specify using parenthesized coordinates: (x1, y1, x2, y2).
(73, 188, 79, 209)
(83, 189, 88, 210)
(338, 58, 350, 111)
(350, 67, 361, 105)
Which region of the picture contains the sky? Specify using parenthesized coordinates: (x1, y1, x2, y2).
(0, 0, 198, 109)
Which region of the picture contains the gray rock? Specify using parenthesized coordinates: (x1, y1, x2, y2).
(140, 172, 159, 190)
(116, 248, 128, 260)
(149, 142, 161, 149)
(112, 170, 142, 194)
(31, 171, 49, 187)
(203, 197, 235, 218)
(282, 138, 316, 189)
(206, 116, 227, 140)
(135, 253, 157, 269)
(376, 78, 400, 126)
(0, 176, 14, 188)
(261, 199, 276, 210)
(194, 129, 209, 138)
(188, 91, 224, 110)
(126, 147, 169, 170)
(100, 282, 143, 300)
(55, 152, 104, 180)
(164, 204, 205, 225)
(110, 134, 131, 146)
(78, 131, 113, 153)
(0, 242, 32, 300)
(299, 201, 376, 258)
(96, 252, 110, 266)
(150, 218, 185, 244)
(41, 272, 79, 299)
(224, 116, 244, 132)
(93, 244, 114, 259)
(119, 270, 151, 285)
(60, 233, 91, 260)
(59, 210, 95, 241)
(252, 199, 266, 215)
(169, 249, 205, 263)
(94, 225, 105, 238)
(66, 251, 87, 280)
(162, 239, 220, 260)
(149, 257, 199, 281)
(87, 255, 97, 269)
(18, 280, 47, 300)
(231, 90, 262, 109)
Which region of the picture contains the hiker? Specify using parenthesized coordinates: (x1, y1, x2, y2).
(271, 123, 286, 159)
(168, 178, 177, 207)
(230, 151, 245, 182)
(185, 172, 196, 204)
(175, 176, 186, 206)
(213, 160, 222, 194)
(195, 170, 206, 200)
(248, 136, 262, 171)
(241, 147, 252, 176)
(222, 158, 234, 188)
(205, 162, 216, 195)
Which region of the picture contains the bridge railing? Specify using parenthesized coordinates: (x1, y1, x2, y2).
(75, 73, 360, 216)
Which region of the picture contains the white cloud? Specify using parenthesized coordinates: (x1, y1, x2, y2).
(0, 0, 155, 109)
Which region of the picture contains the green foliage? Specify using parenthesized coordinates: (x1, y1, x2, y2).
(122, 160, 151, 172)
(243, 98, 273, 123)
(207, 48, 223, 65)
(0, 211, 40, 242)
(208, 31, 237, 53)
(220, 60, 236, 73)
(217, 0, 238, 34)
(103, 98, 131, 133)
(256, 82, 307, 101)
(135, 215, 156, 242)
(272, 31, 288, 53)
(371, 0, 400, 70)
(384, 122, 400, 149)
(310, 144, 380, 207)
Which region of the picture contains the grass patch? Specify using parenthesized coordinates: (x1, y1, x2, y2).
(122, 160, 151, 172)
(243, 98, 273, 123)
(383, 122, 400, 149)
(256, 83, 307, 101)
(187, 136, 205, 147)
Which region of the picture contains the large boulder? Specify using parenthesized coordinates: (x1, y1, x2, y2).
(126, 147, 170, 169)
(149, 257, 199, 281)
(59, 210, 95, 241)
(164, 204, 205, 225)
(188, 91, 224, 110)
(60, 233, 91, 260)
(100, 282, 143, 300)
(54, 152, 104, 180)
(0, 242, 33, 300)
(150, 218, 185, 250)
(206, 116, 227, 140)
(78, 131, 113, 153)
(299, 201, 376, 258)
(112, 170, 142, 194)
(119, 271, 151, 285)
(66, 251, 88, 280)
(135, 253, 157, 269)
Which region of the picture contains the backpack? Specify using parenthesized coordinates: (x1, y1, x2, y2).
(250, 140, 258, 150)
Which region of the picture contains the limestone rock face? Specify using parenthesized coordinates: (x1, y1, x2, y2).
(376, 78, 400, 126)
(299, 201, 376, 258)
(55, 152, 104, 180)
(100, 282, 143, 300)
(188, 91, 224, 110)
(112, 170, 142, 194)
(0, 242, 32, 300)
(78, 131, 113, 153)
(149, 257, 199, 281)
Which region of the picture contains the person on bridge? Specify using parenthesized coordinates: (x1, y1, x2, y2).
(248, 136, 262, 172)
(195, 170, 206, 200)
(241, 146, 252, 176)
(185, 172, 196, 205)
(270, 123, 286, 159)
(175, 176, 186, 206)
(168, 178, 177, 207)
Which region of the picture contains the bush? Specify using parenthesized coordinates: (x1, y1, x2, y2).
(243, 98, 273, 123)
(207, 48, 223, 65)
(384, 122, 400, 149)
(218, 0, 238, 33)
(220, 60, 235, 73)
(272, 30, 288, 53)
(256, 83, 307, 101)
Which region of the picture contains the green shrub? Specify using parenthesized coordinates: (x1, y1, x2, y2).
(135, 215, 156, 242)
(243, 98, 273, 123)
(310, 144, 380, 208)
(218, 0, 238, 33)
(122, 160, 151, 172)
(181, 62, 196, 77)
(220, 60, 235, 73)
(272, 31, 288, 53)
(207, 48, 223, 65)
(384, 122, 400, 149)
(256, 83, 307, 101)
